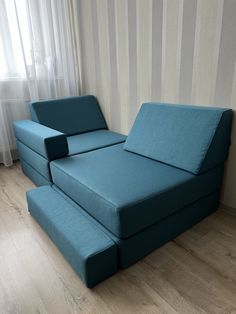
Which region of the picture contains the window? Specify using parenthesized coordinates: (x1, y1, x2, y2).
(0, 0, 68, 81)
(0, 0, 31, 79)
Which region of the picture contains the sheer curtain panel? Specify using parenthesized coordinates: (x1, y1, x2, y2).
(0, 0, 80, 166)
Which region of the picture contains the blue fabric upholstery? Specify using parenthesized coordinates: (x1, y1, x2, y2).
(124, 103, 232, 174)
(53, 185, 219, 268)
(27, 186, 117, 288)
(28, 184, 219, 285)
(13, 120, 68, 160)
(50, 143, 224, 239)
(23, 100, 232, 287)
(17, 140, 51, 181)
(17, 130, 126, 185)
(14, 121, 126, 186)
(21, 160, 51, 186)
(115, 191, 219, 268)
(14, 95, 126, 186)
(30, 95, 107, 136)
(67, 130, 126, 155)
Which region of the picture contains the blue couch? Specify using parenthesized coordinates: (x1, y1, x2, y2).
(14, 98, 233, 288)
(14, 95, 126, 186)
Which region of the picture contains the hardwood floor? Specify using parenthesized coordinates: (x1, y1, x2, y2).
(0, 162, 236, 314)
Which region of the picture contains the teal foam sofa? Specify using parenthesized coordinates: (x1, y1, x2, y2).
(13, 95, 126, 186)
(14, 98, 233, 288)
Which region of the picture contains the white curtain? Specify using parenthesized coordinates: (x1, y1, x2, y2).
(0, 0, 80, 166)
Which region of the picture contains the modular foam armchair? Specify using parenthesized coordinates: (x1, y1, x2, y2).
(14, 99, 233, 288)
(13, 95, 126, 186)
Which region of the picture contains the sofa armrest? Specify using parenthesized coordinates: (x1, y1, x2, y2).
(13, 120, 68, 160)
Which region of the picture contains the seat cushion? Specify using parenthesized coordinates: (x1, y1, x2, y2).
(27, 186, 117, 287)
(124, 103, 232, 174)
(67, 130, 126, 155)
(52, 185, 219, 268)
(50, 144, 224, 239)
(30, 95, 107, 136)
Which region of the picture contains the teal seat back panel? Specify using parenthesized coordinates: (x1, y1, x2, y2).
(30, 95, 107, 136)
(124, 103, 232, 174)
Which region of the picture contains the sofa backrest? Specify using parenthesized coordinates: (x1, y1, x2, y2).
(124, 103, 232, 174)
(29, 95, 107, 136)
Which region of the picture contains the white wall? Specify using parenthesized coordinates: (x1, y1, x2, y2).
(77, 0, 236, 209)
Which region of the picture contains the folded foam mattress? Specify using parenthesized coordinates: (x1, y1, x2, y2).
(50, 143, 224, 239)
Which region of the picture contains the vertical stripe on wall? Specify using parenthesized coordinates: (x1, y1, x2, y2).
(179, 0, 197, 104)
(231, 62, 236, 108)
(107, 0, 121, 132)
(209, 0, 224, 105)
(77, 0, 236, 209)
(127, 0, 138, 128)
(136, 0, 152, 106)
(79, 0, 96, 94)
(214, 0, 236, 107)
(91, 0, 102, 103)
(161, 0, 183, 103)
(96, 0, 112, 126)
(115, 0, 129, 133)
(151, 0, 163, 101)
(191, 0, 224, 105)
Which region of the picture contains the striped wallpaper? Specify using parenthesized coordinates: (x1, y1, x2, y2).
(76, 0, 236, 209)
